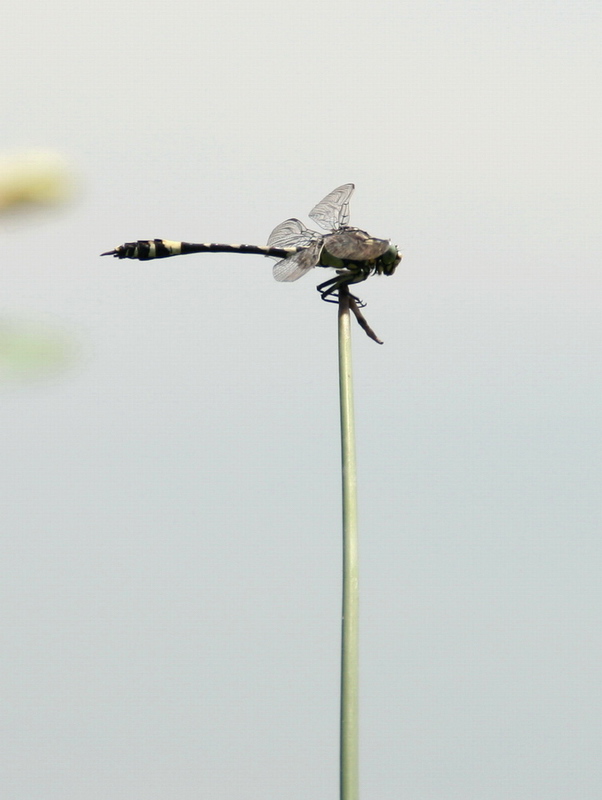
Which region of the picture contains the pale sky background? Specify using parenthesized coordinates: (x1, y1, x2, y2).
(1, 0, 601, 797)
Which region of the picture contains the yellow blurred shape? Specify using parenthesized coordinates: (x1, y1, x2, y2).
(0, 149, 74, 211)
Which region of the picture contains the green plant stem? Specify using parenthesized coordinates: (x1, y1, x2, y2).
(338, 286, 359, 800)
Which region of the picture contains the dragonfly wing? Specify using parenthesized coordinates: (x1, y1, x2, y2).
(323, 228, 391, 260)
(267, 218, 320, 249)
(308, 184, 354, 232)
(272, 240, 323, 282)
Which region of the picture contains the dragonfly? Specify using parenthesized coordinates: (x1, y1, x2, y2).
(102, 184, 401, 343)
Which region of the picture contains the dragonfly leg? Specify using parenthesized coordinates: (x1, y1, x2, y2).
(316, 275, 366, 307)
(348, 297, 383, 345)
(326, 278, 383, 343)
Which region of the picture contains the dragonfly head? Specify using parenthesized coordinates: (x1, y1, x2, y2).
(379, 243, 402, 275)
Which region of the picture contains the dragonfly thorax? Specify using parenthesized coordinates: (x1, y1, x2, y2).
(319, 230, 401, 278)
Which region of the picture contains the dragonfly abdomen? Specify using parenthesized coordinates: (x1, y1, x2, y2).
(102, 239, 298, 261)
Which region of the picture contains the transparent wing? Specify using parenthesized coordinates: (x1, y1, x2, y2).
(272, 240, 324, 282)
(267, 218, 321, 249)
(308, 183, 355, 232)
(323, 228, 391, 260)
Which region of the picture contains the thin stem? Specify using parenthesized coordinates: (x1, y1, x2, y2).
(338, 285, 359, 800)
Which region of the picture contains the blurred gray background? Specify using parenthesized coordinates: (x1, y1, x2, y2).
(1, 0, 600, 797)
